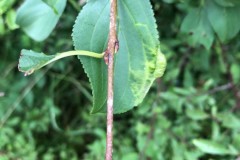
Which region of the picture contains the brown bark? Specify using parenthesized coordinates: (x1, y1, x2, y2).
(105, 0, 118, 159)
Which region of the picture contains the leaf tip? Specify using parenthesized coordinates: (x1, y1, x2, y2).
(18, 50, 35, 76)
(23, 70, 34, 76)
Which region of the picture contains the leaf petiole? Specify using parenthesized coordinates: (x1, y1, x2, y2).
(18, 49, 104, 76)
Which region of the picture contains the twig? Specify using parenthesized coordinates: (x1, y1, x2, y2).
(105, 0, 118, 160)
(219, 43, 240, 111)
(208, 83, 234, 94)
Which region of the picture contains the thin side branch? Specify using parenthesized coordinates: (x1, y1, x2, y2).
(105, 0, 118, 160)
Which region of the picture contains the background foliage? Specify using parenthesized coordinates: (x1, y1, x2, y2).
(0, 0, 240, 159)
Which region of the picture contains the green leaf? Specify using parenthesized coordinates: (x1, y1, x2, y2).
(230, 63, 240, 84)
(214, 0, 240, 7)
(6, 9, 19, 30)
(72, 0, 165, 113)
(16, 0, 66, 41)
(186, 109, 209, 120)
(0, 0, 15, 15)
(233, 134, 240, 150)
(42, 0, 59, 14)
(122, 153, 138, 160)
(206, 0, 240, 42)
(18, 50, 55, 76)
(218, 112, 240, 129)
(0, 16, 5, 35)
(181, 7, 214, 50)
(193, 139, 230, 155)
(18, 49, 104, 76)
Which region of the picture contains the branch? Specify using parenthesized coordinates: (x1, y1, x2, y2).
(219, 43, 240, 110)
(105, 0, 118, 160)
(208, 83, 233, 94)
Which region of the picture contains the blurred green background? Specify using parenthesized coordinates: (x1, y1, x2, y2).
(0, 0, 240, 159)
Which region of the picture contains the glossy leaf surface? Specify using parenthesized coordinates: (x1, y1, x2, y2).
(72, 0, 165, 113)
(16, 0, 66, 41)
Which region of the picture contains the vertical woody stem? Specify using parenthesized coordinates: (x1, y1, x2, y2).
(105, 0, 117, 160)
